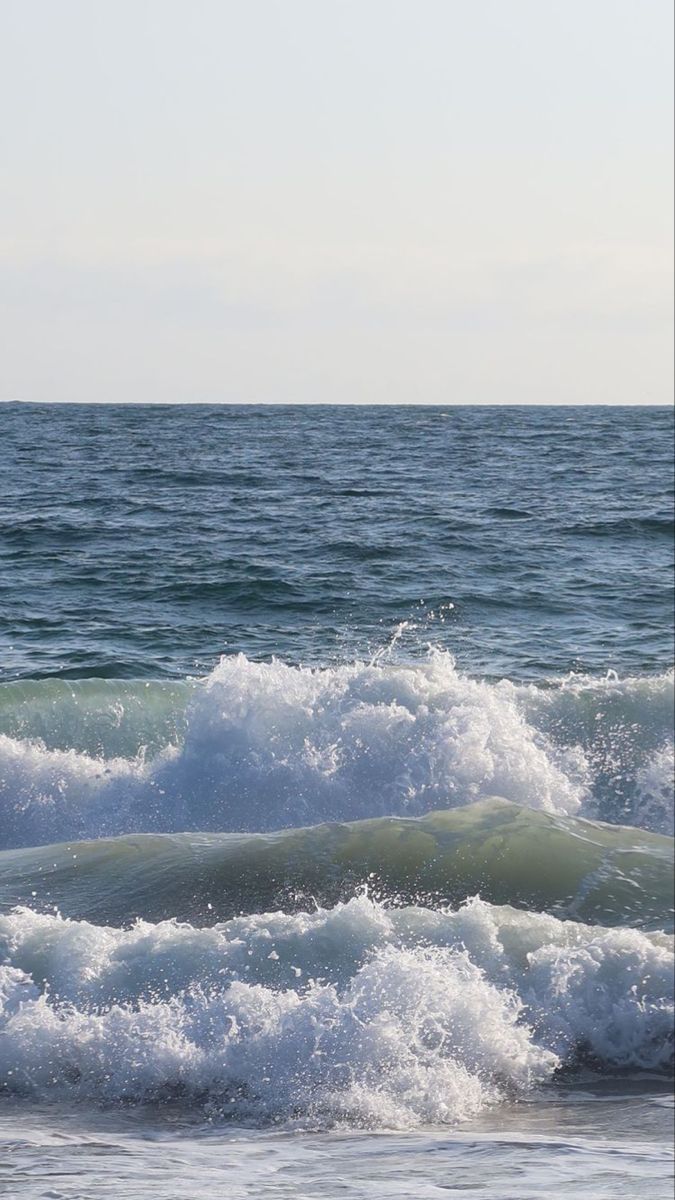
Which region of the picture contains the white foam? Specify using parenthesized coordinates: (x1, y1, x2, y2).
(0, 655, 672, 848)
(517, 667, 675, 830)
(0, 896, 670, 1126)
(633, 745, 675, 835)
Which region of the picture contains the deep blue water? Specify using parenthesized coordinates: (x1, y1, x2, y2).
(1, 403, 672, 682)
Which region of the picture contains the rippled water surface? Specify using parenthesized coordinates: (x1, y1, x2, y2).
(1, 403, 672, 680)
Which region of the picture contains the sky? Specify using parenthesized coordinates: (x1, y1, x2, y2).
(1, 0, 673, 405)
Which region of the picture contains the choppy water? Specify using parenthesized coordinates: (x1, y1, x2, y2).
(0, 403, 673, 1198)
(1, 403, 673, 681)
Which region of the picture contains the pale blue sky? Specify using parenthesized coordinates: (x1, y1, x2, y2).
(1, 0, 672, 403)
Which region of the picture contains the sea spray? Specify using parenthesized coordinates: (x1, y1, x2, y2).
(0, 655, 672, 849)
(0, 896, 671, 1125)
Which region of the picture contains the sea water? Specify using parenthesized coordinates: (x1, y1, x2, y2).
(0, 403, 672, 1198)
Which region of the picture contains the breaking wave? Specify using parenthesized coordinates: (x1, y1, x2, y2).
(0, 654, 672, 1130)
(0, 896, 671, 1127)
(0, 654, 672, 849)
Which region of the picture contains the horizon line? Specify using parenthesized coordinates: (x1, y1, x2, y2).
(2, 398, 673, 409)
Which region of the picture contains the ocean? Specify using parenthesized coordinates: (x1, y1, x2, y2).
(0, 402, 672, 1199)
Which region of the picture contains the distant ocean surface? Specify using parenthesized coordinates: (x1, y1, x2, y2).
(0, 403, 673, 1199)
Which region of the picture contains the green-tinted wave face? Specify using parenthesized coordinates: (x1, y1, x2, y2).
(0, 799, 671, 931)
(0, 677, 190, 758)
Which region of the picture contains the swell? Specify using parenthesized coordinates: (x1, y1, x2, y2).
(560, 514, 674, 538)
(0, 654, 671, 850)
(0, 800, 671, 931)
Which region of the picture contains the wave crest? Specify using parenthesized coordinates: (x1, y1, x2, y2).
(0, 654, 671, 848)
(0, 896, 671, 1126)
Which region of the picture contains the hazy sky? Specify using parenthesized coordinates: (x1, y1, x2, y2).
(1, 0, 672, 404)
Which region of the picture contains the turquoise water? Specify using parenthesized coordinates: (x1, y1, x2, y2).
(0, 403, 672, 1198)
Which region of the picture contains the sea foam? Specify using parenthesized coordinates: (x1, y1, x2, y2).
(0, 896, 671, 1126)
(0, 654, 672, 848)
